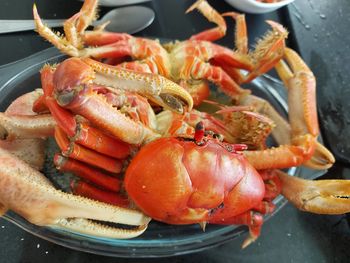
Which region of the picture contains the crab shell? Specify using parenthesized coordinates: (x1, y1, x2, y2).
(124, 137, 265, 225)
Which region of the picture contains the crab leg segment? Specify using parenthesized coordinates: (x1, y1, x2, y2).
(75, 0, 98, 35)
(71, 180, 130, 208)
(222, 12, 248, 54)
(83, 31, 132, 46)
(55, 127, 123, 174)
(54, 154, 121, 192)
(0, 113, 55, 140)
(73, 122, 131, 159)
(0, 148, 150, 238)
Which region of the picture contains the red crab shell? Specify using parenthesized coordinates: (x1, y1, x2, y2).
(124, 137, 265, 225)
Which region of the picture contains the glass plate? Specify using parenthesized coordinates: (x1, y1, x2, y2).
(0, 47, 327, 258)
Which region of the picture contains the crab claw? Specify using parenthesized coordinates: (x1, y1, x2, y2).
(82, 58, 193, 113)
(0, 147, 150, 238)
(277, 170, 350, 215)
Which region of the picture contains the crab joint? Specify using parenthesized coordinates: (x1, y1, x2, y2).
(194, 121, 205, 144)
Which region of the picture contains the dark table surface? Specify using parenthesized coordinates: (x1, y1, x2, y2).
(1, 0, 350, 262)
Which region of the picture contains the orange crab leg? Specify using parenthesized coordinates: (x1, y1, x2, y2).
(185, 56, 250, 99)
(54, 127, 123, 174)
(179, 41, 253, 70)
(32, 94, 49, 113)
(71, 180, 130, 208)
(275, 48, 334, 169)
(222, 12, 248, 54)
(75, 0, 98, 35)
(46, 97, 77, 137)
(243, 21, 288, 84)
(33, 5, 80, 57)
(83, 31, 131, 46)
(212, 210, 264, 249)
(243, 48, 335, 170)
(34, 0, 98, 56)
(74, 123, 132, 159)
(47, 97, 131, 159)
(117, 61, 153, 74)
(83, 40, 136, 59)
(244, 145, 305, 170)
(210, 59, 246, 85)
(262, 175, 282, 201)
(186, 0, 226, 42)
(54, 154, 121, 192)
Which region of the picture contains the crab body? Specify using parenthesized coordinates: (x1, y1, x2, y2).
(125, 137, 265, 225)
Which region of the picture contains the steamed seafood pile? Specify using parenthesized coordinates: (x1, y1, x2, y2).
(0, 0, 349, 248)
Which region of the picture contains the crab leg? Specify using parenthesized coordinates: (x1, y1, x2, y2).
(34, 3, 172, 76)
(54, 154, 122, 192)
(71, 180, 130, 208)
(0, 89, 55, 142)
(83, 31, 132, 46)
(73, 122, 132, 159)
(243, 21, 288, 84)
(33, 0, 98, 57)
(222, 12, 248, 54)
(186, 0, 226, 42)
(183, 56, 250, 99)
(55, 127, 123, 174)
(275, 48, 335, 169)
(75, 0, 98, 35)
(243, 49, 334, 170)
(82, 38, 171, 75)
(0, 147, 150, 238)
(0, 113, 55, 140)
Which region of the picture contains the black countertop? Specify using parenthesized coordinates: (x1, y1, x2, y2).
(1, 0, 350, 262)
